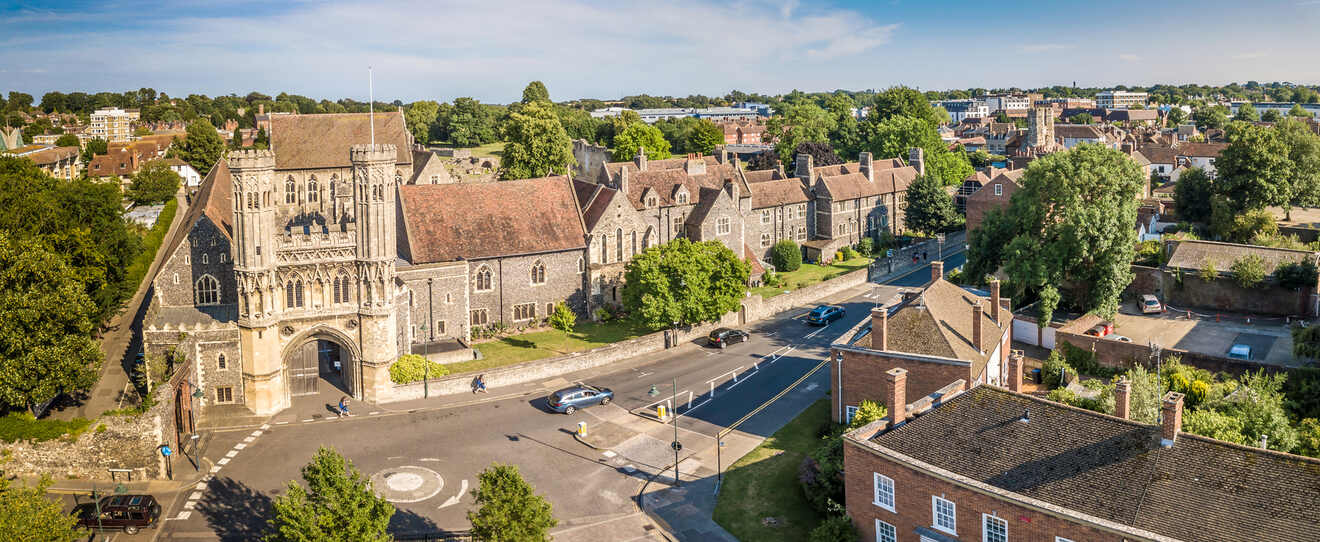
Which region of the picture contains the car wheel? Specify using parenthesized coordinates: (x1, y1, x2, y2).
(125, 526, 140, 535)
(600, 396, 611, 405)
(719, 341, 726, 349)
(564, 406, 576, 415)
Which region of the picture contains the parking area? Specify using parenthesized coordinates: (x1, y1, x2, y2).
(1112, 301, 1298, 366)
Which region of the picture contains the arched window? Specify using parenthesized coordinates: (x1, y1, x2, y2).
(285, 281, 295, 308)
(285, 177, 296, 203)
(474, 266, 493, 291)
(333, 275, 342, 303)
(577, 257, 585, 274)
(599, 234, 608, 263)
(631, 231, 637, 256)
(201, 253, 209, 265)
(616, 228, 623, 261)
(217, 354, 227, 369)
(531, 260, 546, 285)
(329, 177, 337, 199)
(295, 280, 304, 308)
(308, 177, 319, 202)
(195, 275, 219, 306)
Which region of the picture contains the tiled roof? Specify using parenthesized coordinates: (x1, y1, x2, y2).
(742, 168, 784, 183)
(873, 279, 1006, 377)
(26, 146, 79, 165)
(269, 112, 411, 170)
(750, 178, 809, 209)
(819, 172, 879, 201)
(161, 159, 234, 262)
(623, 163, 747, 210)
(865, 386, 1320, 542)
(1139, 144, 1177, 164)
(578, 182, 618, 231)
(400, 176, 586, 263)
(1054, 124, 1105, 139)
(1165, 239, 1316, 275)
(1177, 142, 1227, 158)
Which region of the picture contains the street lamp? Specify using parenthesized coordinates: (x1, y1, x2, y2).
(420, 324, 429, 398)
(936, 232, 945, 261)
(671, 377, 680, 487)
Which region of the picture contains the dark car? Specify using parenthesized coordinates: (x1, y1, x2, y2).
(806, 305, 846, 325)
(708, 328, 750, 348)
(547, 384, 614, 414)
(75, 494, 161, 535)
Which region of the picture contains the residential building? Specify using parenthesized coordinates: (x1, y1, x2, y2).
(88, 107, 140, 143)
(983, 94, 1030, 114)
(717, 121, 767, 145)
(1095, 90, 1148, 109)
(936, 100, 990, 124)
(694, 107, 760, 122)
(843, 377, 1320, 542)
(1053, 124, 1109, 149)
(26, 146, 82, 180)
(964, 170, 1024, 232)
(829, 264, 1013, 424)
(797, 151, 917, 262)
(164, 157, 203, 189)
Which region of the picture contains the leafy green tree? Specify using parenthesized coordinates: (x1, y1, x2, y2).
(127, 160, 181, 204)
(1234, 102, 1259, 122)
(1274, 118, 1320, 206)
(6, 92, 33, 112)
(612, 122, 672, 161)
(521, 81, 550, 104)
(445, 97, 498, 147)
(687, 119, 724, 155)
(904, 174, 960, 233)
(968, 144, 1143, 318)
(80, 138, 107, 162)
(848, 400, 887, 429)
(1173, 167, 1214, 223)
(1068, 112, 1093, 124)
(767, 103, 835, 163)
(265, 447, 394, 542)
(0, 475, 86, 541)
(1192, 106, 1228, 131)
(1290, 103, 1313, 118)
(1296, 418, 1320, 458)
(864, 115, 972, 186)
(501, 101, 574, 180)
(1215, 124, 1293, 213)
(771, 240, 801, 272)
(869, 86, 947, 126)
(53, 134, 79, 147)
(1183, 409, 1250, 445)
(467, 463, 556, 542)
(0, 234, 102, 413)
(254, 127, 269, 149)
(1262, 109, 1283, 122)
(790, 141, 842, 171)
(825, 93, 863, 157)
(174, 119, 226, 174)
(1276, 260, 1319, 290)
(1212, 371, 1299, 452)
(1126, 365, 1164, 424)
(405, 100, 441, 144)
(809, 515, 859, 542)
(622, 238, 749, 328)
(1230, 255, 1266, 288)
(1167, 107, 1188, 126)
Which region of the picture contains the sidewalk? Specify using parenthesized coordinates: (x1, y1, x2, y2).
(868, 230, 966, 284)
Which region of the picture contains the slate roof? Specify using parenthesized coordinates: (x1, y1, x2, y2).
(865, 385, 1320, 542)
(161, 158, 234, 262)
(750, 178, 810, 209)
(399, 176, 586, 263)
(269, 112, 411, 170)
(1165, 239, 1317, 275)
(872, 279, 1007, 376)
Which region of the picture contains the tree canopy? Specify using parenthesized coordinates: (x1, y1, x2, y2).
(864, 115, 972, 186)
(1173, 167, 1214, 223)
(868, 86, 949, 126)
(173, 118, 226, 174)
(612, 122, 672, 161)
(789, 141, 842, 171)
(127, 160, 181, 204)
(904, 173, 960, 234)
(0, 475, 86, 541)
(500, 101, 574, 180)
(767, 102, 834, 164)
(1234, 102, 1259, 122)
(521, 81, 550, 104)
(53, 134, 79, 147)
(467, 463, 556, 542)
(622, 238, 749, 328)
(264, 447, 393, 542)
(404, 100, 440, 144)
(1215, 123, 1293, 213)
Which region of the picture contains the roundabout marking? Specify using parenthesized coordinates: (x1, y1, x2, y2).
(370, 465, 444, 503)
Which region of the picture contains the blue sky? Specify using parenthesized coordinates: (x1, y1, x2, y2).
(3, 0, 1320, 104)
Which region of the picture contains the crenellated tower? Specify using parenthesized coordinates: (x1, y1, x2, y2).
(227, 149, 287, 415)
(350, 144, 400, 399)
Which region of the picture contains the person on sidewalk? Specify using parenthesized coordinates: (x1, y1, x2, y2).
(922, 251, 928, 261)
(337, 396, 351, 418)
(473, 374, 488, 394)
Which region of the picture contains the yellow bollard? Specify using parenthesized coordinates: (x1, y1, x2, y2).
(657, 404, 667, 420)
(577, 421, 587, 437)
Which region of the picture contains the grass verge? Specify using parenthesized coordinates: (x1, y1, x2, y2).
(752, 257, 873, 299)
(712, 399, 829, 541)
(0, 413, 93, 443)
(123, 197, 178, 291)
(449, 320, 653, 374)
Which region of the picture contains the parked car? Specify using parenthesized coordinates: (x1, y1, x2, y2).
(807, 305, 846, 325)
(1108, 334, 1133, 343)
(1084, 323, 1113, 337)
(1141, 295, 1163, 314)
(75, 494, 161, 535)
(1228, 344, 1252, 360)
(546, 384, 614, 414)
(708, 328, 750, 349)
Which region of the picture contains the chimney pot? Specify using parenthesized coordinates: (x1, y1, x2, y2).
(1160, 392, 1185, 447)
(931, 260, 944, 282)
(885, 368, 908, 428)
(972, 302, 984, 353)
(872, 306, 888, 350)
(1115, 378, 1132, 420)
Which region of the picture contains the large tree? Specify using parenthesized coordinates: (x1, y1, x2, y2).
(767, 102, 835, 164)
(904, 174, 960, 234)
(404, 100, 440, 144)
(1192, 106, 1228, 131)
(1274, 118, 1320, 206)
(174, 118, 226, 174)
(500, 101, 574, 180)
(864, 115, 972, 186)
(825, 93, 863, 157)
(264, 447, 393, 542)
(1234, 102, 1259, 122)
(868, 86, 948, 126)
(444, 97, 498, 147)
(0, 475, 86, 541)
(127, 160, 181, 204)
(53, 134, 79, 147)
(967, 144, 1144, 318)
(521, 81, 550, 105)
(686, 118, 725, 155)
(789, 141, 842, 171)
(467, 463, 556, 542)
(1215, 123, 1293, 213)
(612, 122, 672, 161)
(0, 234, 102, 413)
(622, 238, 749, 328)
(1173, 167, 1214, 223)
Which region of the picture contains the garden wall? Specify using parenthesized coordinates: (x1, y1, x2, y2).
(1125, 264, 1314, 317)
(1053, 325, 1287, 377)
(386, 268, 872, 401)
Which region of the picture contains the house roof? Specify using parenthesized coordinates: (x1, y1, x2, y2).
(862, 385, 1320, 542)
(161, 158, 234, 263)
(750, 178, 809, 209)
(872, 279, 1006, 376)
(742, 168, 784, 183)
(1177, 142, 1227, 158)
(1165, 239, 1316, 275)
(1054, 124, 1105, 140)
(622, 162, 749, 210)
(399, 176, 586, 263)
(575, 180, 620, 231)
(25, 146, 79, 165)
(269, 112, 411, 170)
(1139, 143, 1178, 164)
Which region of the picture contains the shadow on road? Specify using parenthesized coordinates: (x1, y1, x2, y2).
(388, 507, 445, 537)
(196, 476, 273, 542)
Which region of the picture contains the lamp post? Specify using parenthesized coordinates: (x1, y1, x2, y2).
(420, 324, 429, 398)
(672, 377, 680, 486)
(936, 232, 945, 261)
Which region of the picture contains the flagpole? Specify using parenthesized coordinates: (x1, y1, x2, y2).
(369, 66, 375, 147)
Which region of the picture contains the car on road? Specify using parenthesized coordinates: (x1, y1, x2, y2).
(707, 328, 750, 348)
(807, 305, 846, 325)
(546, 384, 614, 414)
(1141, 295, 1163, 314)
(74, 494, 161, 535)
(1228, 344, 1252, 360)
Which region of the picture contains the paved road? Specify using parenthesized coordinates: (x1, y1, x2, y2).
(155, 281, 902, 541)
(886, 249, 967, 287)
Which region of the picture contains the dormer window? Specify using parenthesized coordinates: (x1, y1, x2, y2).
(675, 190, 689, 205)
(646, 196, 658, 207)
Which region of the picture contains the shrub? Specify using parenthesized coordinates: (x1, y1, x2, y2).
(771, 240, 802, 272)
(1297, 418, 1320, 458)
(1276, 260, 1319, 290)
(763, 270, 780, 288)
(388, 354, 450, 384)
(1230, 254, 1266, 288)
(1198, 259, 1217, 282)
(799, 434, 844, 515)
(548, 302, 575, 332)
(1061, 341, 1116, 379)
(809, 515, 858, 542)
(1134, 240, 1163, 266)
(1046, 387, 1077, 405)
(1041, 350, 1076, 389)
(856, 237, 874, 256)
(834, 250, 844, 262)
(848, 400, 887, 429)
(840, 246, 858, 261)
(594, 307, 612, 322)
(0, 413, 92, 443)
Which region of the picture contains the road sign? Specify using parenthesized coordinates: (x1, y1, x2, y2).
(160, 445, 172, 457)
(671, 441, 683, 452)
(886, 249, 893, 258)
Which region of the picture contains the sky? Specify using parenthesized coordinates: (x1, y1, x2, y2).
(4, 0, 1320, 105)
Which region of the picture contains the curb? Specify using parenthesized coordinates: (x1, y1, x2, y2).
(572, 431, 606, 451)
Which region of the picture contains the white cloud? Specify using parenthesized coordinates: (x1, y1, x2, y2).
(1232, 51, 1268, 59)
(1119, 53, 1142, 62)
(1018, 43, 1072, 53)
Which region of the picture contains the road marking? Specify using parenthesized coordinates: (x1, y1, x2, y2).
(234, 443, 246, 450)
(173, 511, 192, 521)
(438, 479, 469, 509)
(635, 371, 653, 378)
(217, 458, 230, 465)
(420, 457, 441, 462)
(184, 500, 197, 510)
(250, 430, 263, 437)
(804, 383, 819, 392)
(727, 370, 757, 389)
(194, 482, 207, 490)
(260, 424, 270, 430)
(209, 465, 222, 473)
(369, 411, 381, 415)
(602, 450, 617, 458)
(243, 436, 255, 443)
(275, 421, 289, 425)
(302, 419, 315, 422)
(190, 491, 203, 501)
(225, 450, 238, 458)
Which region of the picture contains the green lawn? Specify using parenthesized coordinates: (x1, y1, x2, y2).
(713, 399, 830, 541)
(450, 320, 652, 375)
(429, 140, 506, 158)
(752, 257, 873, 299)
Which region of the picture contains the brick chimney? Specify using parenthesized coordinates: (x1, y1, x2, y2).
(931, 260, 944, 282)
(1115, 378, 1131, 420)
(1007, 350, 1022, 392)
(618, 166, 630, 196)
(972, 302, 984, 353)
(859, 151, 874, 183)
(885, 368, 907, 428)
(717, 145, 728, 164)
(258, 103, 264, 116)
(634, 147, 648, 171)
(990, 278, 1001, 323)
(794, 153, 814, 181)
(685, 153, 706, 175)
(872, 306, 888, 350)
(1160, 391, 1185, 447)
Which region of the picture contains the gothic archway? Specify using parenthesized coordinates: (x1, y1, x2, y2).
(282, 326, 361, 400)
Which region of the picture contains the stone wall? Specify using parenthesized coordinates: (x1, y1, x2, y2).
(1125, 264, 1314, 317)
(1053, 325, 1287, 377)
(572, 139, 609, 179)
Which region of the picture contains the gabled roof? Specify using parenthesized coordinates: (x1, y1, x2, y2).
(161, 158, 234, 263)
(25, 146, 79, 165)
(622, 163, 748, 210)
(742, 168, 784, 183)
(269, 112, 411, 170)
(874, 279, 1006, 377)
(575, 180, 620, 231)
(750, 178, 809, 209)
(862, 385, 1320, 542)
(1177, 142, 1227, 158)
(400, 176, 586, 263)
(1054, 124, 1105, 139)
(1138, 143, 1178, 164)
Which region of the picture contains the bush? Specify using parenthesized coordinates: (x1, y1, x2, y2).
(0, 413, 92, 443)
(1230, 255, 1266, 288)
(594, 307, 612, 322)
(809, 515, 858, 542)
(1198, 259, 1218, 282)
(848, 400, 887, 429)
(1297, 418, 1320, 458)
(1134, 240, 1163, 266)
(834, 251, 844, 262)
(1061, 341, 1116, 379)
(1276, 260, 1319, 290)
(798, 434, 844, 515)
(1046, 387, 1077, 405)
(856, 237, 874, 256)
(771, 240, 802, 272)
(840, 247, 858, 261)
(548, 302, 575, 332)
(388, 354, 450, 384)
(1040, 351, 1076, 389)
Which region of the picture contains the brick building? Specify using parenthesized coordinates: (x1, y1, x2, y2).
(843, 369, 1320, 542)
(829, 262, 1013, 423)
(964, 170, 1023, 233)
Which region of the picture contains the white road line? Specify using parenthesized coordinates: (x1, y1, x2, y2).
(369, 411, 381, 415)
(234, 443, 246, 450)
(190, 491, 203, 501)
(635, 371, 653, 378)
(260, 424, 270, 430)
(217, 458, 230, 465)
(174, 511, 192, 521)
(302, 419, 315, 422)
(225, 450, 238, 458)
(727, 370, 757, 389)
(250, 430, 262, 437)
(184, 500, 197, 510)
(275, 421, 289, 425)
(209, 465, 222, 473)
(438, 479, 469, 509)
(194, 482, 207, 490)
(602, 450, 617, 458)
(804, 383, 820, 392)
(419, 457, 441, 462)
(243, 436, 255, 443)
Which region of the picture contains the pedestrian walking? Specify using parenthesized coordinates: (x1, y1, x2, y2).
(337, 396, 351, 418)
(923, 251, 928, 261)
(474, 374, 488, 394)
